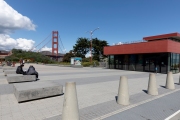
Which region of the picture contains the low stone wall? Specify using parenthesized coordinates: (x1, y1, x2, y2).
(14, 81, 63, 102)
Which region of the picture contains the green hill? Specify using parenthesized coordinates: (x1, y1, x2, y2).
(5, 49, 56, 63)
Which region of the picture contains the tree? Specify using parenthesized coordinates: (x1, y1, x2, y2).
(72, 37, 108, 61)
(73, 38, 89, 58)
(92, 38, 108, 61)
(62, 50, 75, 62)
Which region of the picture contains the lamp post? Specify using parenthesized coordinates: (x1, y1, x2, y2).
(88, 27, 99, 63)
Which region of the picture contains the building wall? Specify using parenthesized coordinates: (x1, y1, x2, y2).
(104, 40, 180, 55)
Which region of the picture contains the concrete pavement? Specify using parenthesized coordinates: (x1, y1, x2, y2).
(0, 63, 180, 120)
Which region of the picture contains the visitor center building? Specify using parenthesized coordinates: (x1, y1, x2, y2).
(104, 33, 180, 74)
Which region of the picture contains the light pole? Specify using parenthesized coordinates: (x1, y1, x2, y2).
(88, 27, 99, 63)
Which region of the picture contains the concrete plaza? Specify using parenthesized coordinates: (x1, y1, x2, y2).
(0, 64, 180, 120)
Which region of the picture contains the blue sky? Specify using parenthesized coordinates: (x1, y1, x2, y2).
(3, 0, 180, 53)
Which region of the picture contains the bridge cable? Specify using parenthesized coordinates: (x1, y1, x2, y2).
(29, 32, 51, 51)
(58, 35, 65, 51)
(37, 39, 52, 52)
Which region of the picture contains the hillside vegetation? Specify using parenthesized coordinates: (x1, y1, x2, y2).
(5, 49, 55, 63)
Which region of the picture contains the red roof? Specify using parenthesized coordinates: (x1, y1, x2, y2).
(143, 32, 180, 41)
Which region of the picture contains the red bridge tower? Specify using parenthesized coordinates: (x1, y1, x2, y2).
(52, 31, 59, 59)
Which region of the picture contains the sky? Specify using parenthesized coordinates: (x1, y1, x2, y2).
(1, 0, 180, 55)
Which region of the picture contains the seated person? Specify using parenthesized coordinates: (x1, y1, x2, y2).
(7, 61, 12, 66)
(16, 64, 26, 75)
(26, 65, 38, 78)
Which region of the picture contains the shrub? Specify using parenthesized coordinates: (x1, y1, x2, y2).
(82, 62, 93, 67)
(59, 62, 70, 65)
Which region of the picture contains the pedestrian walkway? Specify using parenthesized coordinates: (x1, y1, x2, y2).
(0, 64, 179, 120)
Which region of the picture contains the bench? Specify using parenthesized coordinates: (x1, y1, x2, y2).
(13, 81, 63, 102)
(3, 67, 16, 72)
(7, 74, 36, 83)
(4, 70, 16, 76)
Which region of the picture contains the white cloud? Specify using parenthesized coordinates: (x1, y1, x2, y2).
(85, 52, 92, 58)
(40, 46, 52, 52)
(0, 34, 35, 50)
(113, 42, 123, 45)
(63, 49, 66, 53)
(0, 0, 36, 34)
(0, 0, 37, 51)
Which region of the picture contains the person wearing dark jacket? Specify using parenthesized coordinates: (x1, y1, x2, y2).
(26, 65, 38, 78)
(16, 64, 26, 75)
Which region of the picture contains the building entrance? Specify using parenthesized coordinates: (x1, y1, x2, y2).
(114, 55, 123, 69)
(144, 57, 157, 73)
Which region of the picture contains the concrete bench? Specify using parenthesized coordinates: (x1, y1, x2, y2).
(7, 75, 36, 83)
(3, 67, 16, 72)
(4, 70, 16, 76)
(7, 74, 23, 77)
(13, 81, 63, 102)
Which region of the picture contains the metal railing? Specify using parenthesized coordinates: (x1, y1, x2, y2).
(112, 40, 147, 46)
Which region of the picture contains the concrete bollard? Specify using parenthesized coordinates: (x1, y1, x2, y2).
(147, 73, 158, 95)
(62, 82, 80, 120)
(165, 72, 175, 89)
(179, 75, 180, 85)
(117, 76, 129, 105)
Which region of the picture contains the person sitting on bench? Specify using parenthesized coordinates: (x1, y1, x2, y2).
(16, 64, 26, 75)
(26, 65, 39, 78)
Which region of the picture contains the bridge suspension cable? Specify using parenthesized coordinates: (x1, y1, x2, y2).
(37, 39, 52, 52)
(58, 43, 63, 53)
(58, 35, 65, 52)
(29, 32, 51, 51)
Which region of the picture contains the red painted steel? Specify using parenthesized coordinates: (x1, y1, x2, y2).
(104, 40, 180, 55)
(52, 31, 58, 57)
(143, 32, 180, 41)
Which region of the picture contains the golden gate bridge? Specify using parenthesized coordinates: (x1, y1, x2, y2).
(29, 31, 65, 61)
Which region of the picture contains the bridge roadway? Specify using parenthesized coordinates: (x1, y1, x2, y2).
(0, 63, 180, 120)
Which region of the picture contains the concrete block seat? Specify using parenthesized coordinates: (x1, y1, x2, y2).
(3, 67, 16, 72)
(7, 74, 36, 83)
(4, 70, 16, 76)
(13, 81, 63, 102)
(7, 74, 23, 77)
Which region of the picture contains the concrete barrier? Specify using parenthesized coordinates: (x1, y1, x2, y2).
(179, 75, 180, 85)
(147, 73, 158, 95)
(3, 67, 16, 72)
(165, 72, 175, 89)
(62, 82, 80, 120)
(13, 81, 63, 102)
(7, 75, 36, 83)
(117, 76, 129, 105)
(4, 70, 16, 76)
